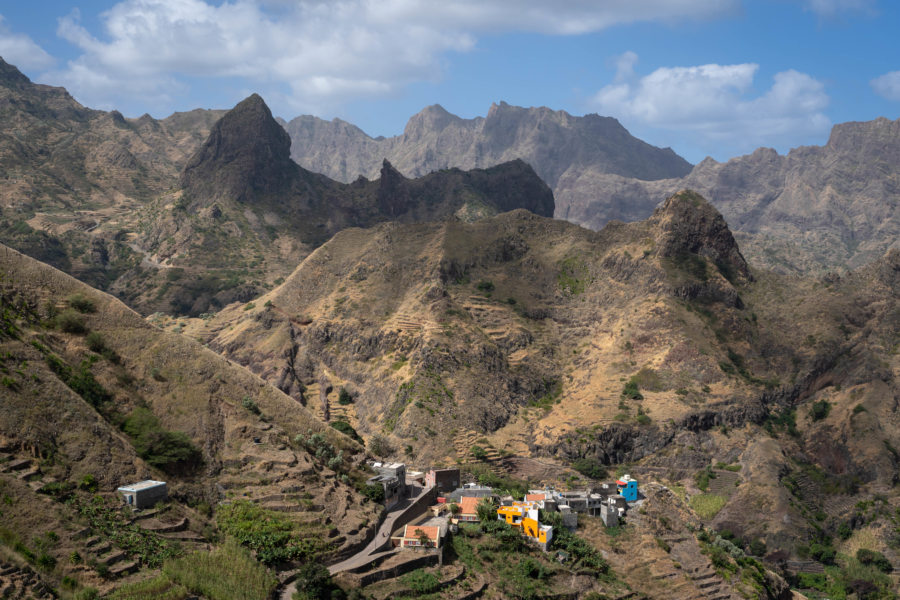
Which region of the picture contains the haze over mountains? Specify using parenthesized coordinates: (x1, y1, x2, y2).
(285, 103, 900, 275)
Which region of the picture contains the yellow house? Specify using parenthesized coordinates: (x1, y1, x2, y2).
(497, 500, 553, 549)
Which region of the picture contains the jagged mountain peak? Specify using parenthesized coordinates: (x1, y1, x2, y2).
(179, 93, 297, 204)
(0, 56, 31, 88)
(650, 190, 752, 282)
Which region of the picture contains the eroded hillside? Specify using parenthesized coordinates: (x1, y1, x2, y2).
(181, 191, 898, 565)
(0, 243, 379, 595)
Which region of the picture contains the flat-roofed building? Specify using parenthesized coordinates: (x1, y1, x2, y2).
(117, 480, 167, 509)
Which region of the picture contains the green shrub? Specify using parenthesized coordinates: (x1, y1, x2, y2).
(695, 467, 716, 491)
(123, 407, 202, 473)
(329, 420, 362, 445)
(748, 538, 767, 556)
(401, 568, 440, 594)
(36, 552, 56, 570)
(622, 377, 643, 400)
(856, 548, 893, 573)
(241, 397, 261, 415)
(571, 458, 606, 480)
(809, 400, 831, 421)
(292, 563, 334, 600)
(68, 294, 96, 313)
(362, 484, 384, 503)
(475, 280, 495, 293)
(85, 331, 106, 352)
(337, 387, 353, 405)
(38, 481, 75, 500)
(471, 445, 488, 461)
(56, 309, 87, 334)
(79, 474, 99, 492)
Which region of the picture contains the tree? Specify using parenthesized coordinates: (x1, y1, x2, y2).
(293, 562, 332, 600)
(476, 498, 497, 523)
(416, 528, 431, 547)
(471, 445, 487, 461)
(449, 502, 460, 516)
(368, 434, 392, 458)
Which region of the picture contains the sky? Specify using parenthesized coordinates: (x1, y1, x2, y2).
(1, 0, 898, 163)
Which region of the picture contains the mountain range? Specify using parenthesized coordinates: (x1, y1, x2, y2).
(285, 104, 900, 275)
(0, 54, 898, 599)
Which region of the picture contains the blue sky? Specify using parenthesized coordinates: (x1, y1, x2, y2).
(1, 0, 898, 163)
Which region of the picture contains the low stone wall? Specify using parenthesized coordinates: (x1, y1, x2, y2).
(353, 552, 440, 587)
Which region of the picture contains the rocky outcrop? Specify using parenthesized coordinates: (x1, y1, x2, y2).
(180, 93, 300, 205)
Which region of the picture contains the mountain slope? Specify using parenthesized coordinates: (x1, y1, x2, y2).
(183, 190, 899, 560)
(0, 242, 378, 595)
(285, 102, 900, 275)
(0, 60, 557, 317)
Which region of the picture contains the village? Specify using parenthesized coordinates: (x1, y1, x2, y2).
(365, 463, 640, 555)
(114, 464, 642, 581)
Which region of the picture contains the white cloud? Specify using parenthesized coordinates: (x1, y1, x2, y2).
(0, 15, 55, 70)
(802, 0, 875, 17)
(871, 70, 900, 101)
(46, 0, 737, 115)
(592, 58, 831, 150)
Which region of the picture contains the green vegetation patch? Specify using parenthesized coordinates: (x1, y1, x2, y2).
(162, 541, 278, 600)
(68, 496, 180, 568)
(690, 494, 727, 519)
(108, 574, 189, 600)
(329, 419, 363, 445)
(45, 354, 112, 410)
(558, 256, 591, 295)
(216, 500, 329, 566)
(401, 568, 441, 594)
(467, 463, 528, 498)
(809, 399, 831, 422)
(571, 458, 607, 480)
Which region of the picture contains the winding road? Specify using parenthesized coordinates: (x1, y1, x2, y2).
(278, 484, 433, 600)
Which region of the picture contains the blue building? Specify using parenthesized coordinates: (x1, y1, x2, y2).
(616, 475, 638, 502)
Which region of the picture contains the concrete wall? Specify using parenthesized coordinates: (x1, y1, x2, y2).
(133, 485, 167, 509)
(389, 486, 438, 538)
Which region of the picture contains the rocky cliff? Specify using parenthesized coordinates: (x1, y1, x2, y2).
(285, 102, 900, 275)
(282, 100, 691, 188)
(561, 118, 900, 274)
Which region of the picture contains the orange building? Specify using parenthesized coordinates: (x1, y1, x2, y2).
(398, 524, 442, 548)
(457, 496, 482, 522)
(497, 500, 553, 549)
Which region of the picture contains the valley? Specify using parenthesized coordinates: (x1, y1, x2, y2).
(0, 55, 897, 600)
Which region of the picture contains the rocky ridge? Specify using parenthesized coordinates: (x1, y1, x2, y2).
(285, 102, 900, 275)
(283, 100, 691, 194)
